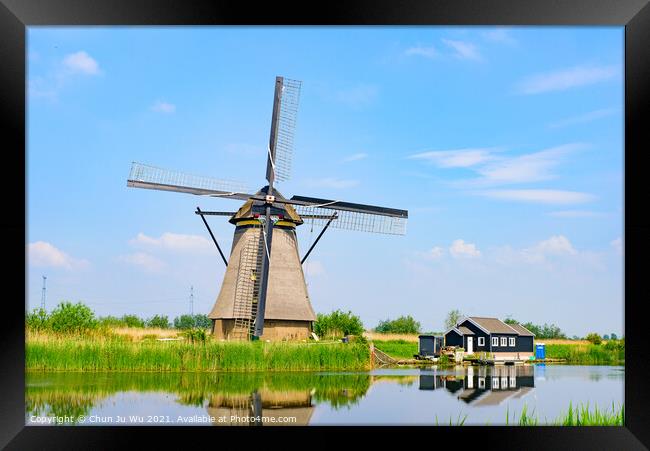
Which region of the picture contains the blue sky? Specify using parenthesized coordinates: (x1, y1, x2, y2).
(27, 27, 624, 336)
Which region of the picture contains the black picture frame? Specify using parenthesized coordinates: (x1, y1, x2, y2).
(1, 0, 648, 449)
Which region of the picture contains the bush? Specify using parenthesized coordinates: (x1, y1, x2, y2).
(26, 308, 49, 331)
(182, 328, 208, 343)
(48, 302, 98, 334)
(173, 314, 211, 330)
(314, 310, 364, 339)
(374, 315, 421, 334)
(121, 314, 145, 328)
(146, 315, 170, 329)
(585, 333, 602, 345)
(98, 316, 127, 328)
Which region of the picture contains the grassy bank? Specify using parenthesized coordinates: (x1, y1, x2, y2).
(372, 340, 418, 359)
(544, 342, 624, 365)
(26, 333, 370, 372)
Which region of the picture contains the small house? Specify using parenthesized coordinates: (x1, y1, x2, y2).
(444, 317, 535, 360)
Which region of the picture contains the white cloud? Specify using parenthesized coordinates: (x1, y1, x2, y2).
(548, 108, 618, 128)
(342, 153, 368, 162)
(474, 143, 584, 185)
(119, 252, 165, 273)
(304, 260, 325, 277)
(522, 235, 577, 263)
(304, 178, 360, 189)
(408, 147, 500, 168)
(130, 232, 212, 253)
(429, 246, 445, 260)
(442, 39, 482, 61)
(28, 241, 89, 270)
(405, 45, 438, 59)
(449, 239, 481, 258)
(477, 189, 596, 205)
(62, 51, 100, 75)
(548, 210, 604, 218)
(151, 101, 176, 114)
(610, 237, 623, 255)
(335, 84, 378, 109)
(516, 65, 618, 95)
(481, 28, 517, 45)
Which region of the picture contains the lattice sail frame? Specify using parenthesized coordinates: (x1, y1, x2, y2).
(273, 78, 301, 182)
(128, 162, 249, 194)
(294, 205, 407, 235)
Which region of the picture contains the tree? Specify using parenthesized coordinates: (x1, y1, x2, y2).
(610, 333, 618, 340)
(121, 314, 145, 328)
(445, 309, 463, 330)
(146, 314, 170, 329)
(174, 314, 211, 330)
(374, 316, 421, 334)
(585, 333, 602, 345)
(504, 317, 519, 325)
(26, 307, 49, 331)
(48, 301, 98, 334)
(603, 334, 610, 340)
(314, 310, 364, 339)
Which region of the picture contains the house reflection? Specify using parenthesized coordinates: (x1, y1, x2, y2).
(419, 365, 535, 406)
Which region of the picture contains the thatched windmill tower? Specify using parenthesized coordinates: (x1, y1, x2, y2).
(127, 76, 408, 341)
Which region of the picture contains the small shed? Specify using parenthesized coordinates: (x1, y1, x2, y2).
(418, 335, 444, 357)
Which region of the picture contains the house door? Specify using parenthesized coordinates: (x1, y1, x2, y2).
(467, 336, 473, 354)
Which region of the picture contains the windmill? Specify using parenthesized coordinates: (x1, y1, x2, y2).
(127, 76, 408, 341)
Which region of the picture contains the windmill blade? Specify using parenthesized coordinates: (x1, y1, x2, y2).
(290, 195, 408, 235)
(266, 77, 301, 184)
(127, 162, 253, 201)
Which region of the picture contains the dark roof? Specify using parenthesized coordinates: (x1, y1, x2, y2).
(466, 317, 519, 334)
(506, 322, 535, 337)
(457, 326, 475, 335)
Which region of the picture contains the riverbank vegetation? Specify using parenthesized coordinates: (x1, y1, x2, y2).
(545, 340, 624, 365)
(508, 402, 624, 426)
(26, 331, 370, 372)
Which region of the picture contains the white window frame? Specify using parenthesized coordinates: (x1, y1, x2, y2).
(478, 337, 485, 346)
(492, 336, 499, 347)
(509, 337, 515, 347)
(500, 337, 507, 346)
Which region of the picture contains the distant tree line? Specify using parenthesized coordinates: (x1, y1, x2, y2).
(374, 315, 421, 334)
(26, 301, 212, 334)
(504, 318, 620, 342)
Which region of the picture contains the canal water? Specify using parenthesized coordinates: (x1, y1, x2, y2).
(26, 365, 623, 426)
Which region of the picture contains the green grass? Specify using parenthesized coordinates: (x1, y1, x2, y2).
(372, 340, 418, 359)
(26, 335, 371, 372)
(545, 343, 624, 365)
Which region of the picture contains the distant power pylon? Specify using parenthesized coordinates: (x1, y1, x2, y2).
(189, 286, 194, 316)
(40, 275, 47, 310)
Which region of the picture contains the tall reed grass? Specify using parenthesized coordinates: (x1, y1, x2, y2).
(26, 333, 370, 372)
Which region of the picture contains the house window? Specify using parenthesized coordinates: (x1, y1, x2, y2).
(492, 337, 499, 347)
(492, 377, 499, 389)
(509, 337, 515, 347)
(500, 337, 507, 346)
(478, 337, 485, 346)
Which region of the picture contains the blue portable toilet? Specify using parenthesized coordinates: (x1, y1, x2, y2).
(536, 343, 546, 360)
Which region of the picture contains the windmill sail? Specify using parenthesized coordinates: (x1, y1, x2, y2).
(127, 162, 252, 200)
(290, 195, 408, 235)
(266, 77, 301, 184)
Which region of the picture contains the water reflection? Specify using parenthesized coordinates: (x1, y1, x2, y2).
(419, 365, 535, 406)
(25, 365, 623, 426)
